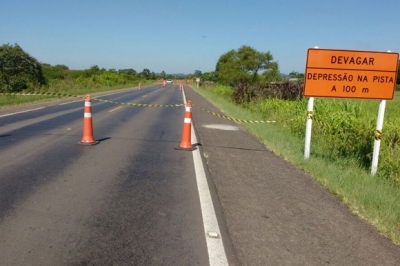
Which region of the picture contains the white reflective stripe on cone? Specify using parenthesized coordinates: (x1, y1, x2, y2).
(85, 102, 91, 106)
(184, 118, 191, 123)
(84, 113, 92, 118)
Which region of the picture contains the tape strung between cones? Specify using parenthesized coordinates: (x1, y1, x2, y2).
(92, 98, 184, 107)
(1, 91, 277, 123)
(0, 92, 185, 107)
(192, 105, 276, 124)
(1, 92, 84, 98)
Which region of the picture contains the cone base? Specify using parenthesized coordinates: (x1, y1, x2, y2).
(174, 146, 196, 151)
(78, 140, 99, 146)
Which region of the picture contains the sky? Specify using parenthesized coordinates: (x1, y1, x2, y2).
(1, 0, 400, 75)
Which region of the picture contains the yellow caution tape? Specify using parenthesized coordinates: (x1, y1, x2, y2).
(92, 98, 184, 107)
(1, 92, 276, 122)
(0, 92, 184, 108)
(306, 111, 313, 120)
(193, 105, 276, 124)
(1, 92, 83, 98)
(375, 130, 383, 140)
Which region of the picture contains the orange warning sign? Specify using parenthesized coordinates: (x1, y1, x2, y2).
(304, 48, 399, 100)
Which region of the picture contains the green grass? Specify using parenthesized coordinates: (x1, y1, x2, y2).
(0, 79, 150, 108)
(191, 84, 400, 245)
(0, 94, 59, 107)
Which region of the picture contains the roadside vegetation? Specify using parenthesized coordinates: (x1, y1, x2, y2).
(0, 43, 181, 107)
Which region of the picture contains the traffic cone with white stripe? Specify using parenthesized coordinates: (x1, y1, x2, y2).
(79, 95, 99, 145)
(163, 80, 166, 88)
(175, 100, 196, 151)
(138, 82, 142, 90)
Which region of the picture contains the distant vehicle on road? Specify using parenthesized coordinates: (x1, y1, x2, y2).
(166, 79, 173, 84)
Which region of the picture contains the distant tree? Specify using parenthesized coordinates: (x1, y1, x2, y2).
(215, 50, 239, 84)
(67, 70, 83, 79)
(80, 65, 102, 78)
(0, 43, 46, 92)
(263, 62, 280, 82)
(139, 68, 150, 79)
(90, 65, 101, 74)
(42, 63, 69, 80)
(216, 45, 278, 85)
(160, 70, 166, 79)
(55, 64, 69, 70)
(289, 71, 304, 79)
(118, 68, 137, 76)
(149, 72, 156, 80)
(202, 71, 218, 82)
(194, 70, 202, 77)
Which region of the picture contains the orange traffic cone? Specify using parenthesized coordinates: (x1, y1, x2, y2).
(163, 80, 166, 88)
(79, 95, 99, 145)
(138, 82, 142, 90)
(175, 100, 196, 151)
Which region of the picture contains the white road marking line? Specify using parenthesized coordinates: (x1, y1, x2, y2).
(93, 88, 133, 98)
(182, 89, 229, 266)
(109, 106, 123, 112)
(203, 124, 239, 131)
(0, 107, 45, 117)
(0, 89, 131, 117)
(191, 133, 229, 266)
(59, 99, 82, 105)
(0, 99, 82, 118)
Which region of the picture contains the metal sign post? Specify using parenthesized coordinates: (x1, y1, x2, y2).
(304, 97, 314, 159)
(371, 100, 386, 175)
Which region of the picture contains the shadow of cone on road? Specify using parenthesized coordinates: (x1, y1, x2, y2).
(175, 100, 196, 151)
(78, 95, 99, 145)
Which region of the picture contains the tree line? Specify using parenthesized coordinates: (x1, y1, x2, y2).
(194, 45, 283, 85)
(0, 43, 185, 93)
(1, 43, 399, 94)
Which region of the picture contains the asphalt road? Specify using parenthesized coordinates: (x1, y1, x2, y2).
(1, 84, 400, 266)
(0, 85, 234, 265)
